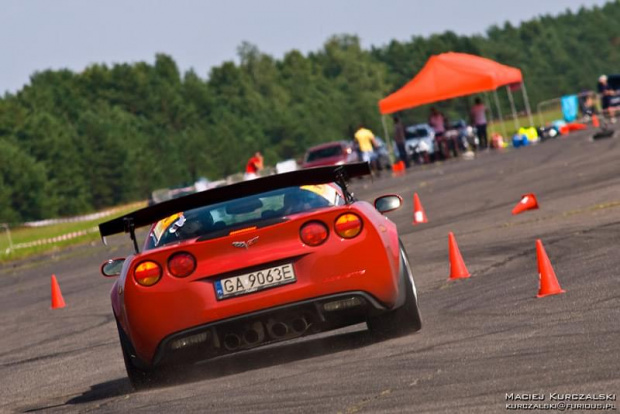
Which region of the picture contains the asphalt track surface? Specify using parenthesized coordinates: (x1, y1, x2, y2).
(1, 126, 619, 413)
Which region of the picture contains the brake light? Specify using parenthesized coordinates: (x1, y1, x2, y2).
(300, 221, 329, 246)
(334, 213, 363, 238)
(168, 252, 196, 278)
(134, 261, 162, 286)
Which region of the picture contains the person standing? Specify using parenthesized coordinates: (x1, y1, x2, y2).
(393, 116, 410, 168)
(244, 151, 264, 180)
(598, 75, 617, 123)
(470, 97, 488, 149)
(354, 124, 378, 167)
(428, 107, 447, 159)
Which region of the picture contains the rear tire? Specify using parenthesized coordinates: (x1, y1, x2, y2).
(367, 244, 422, 338)
(116, 320, 160, 390)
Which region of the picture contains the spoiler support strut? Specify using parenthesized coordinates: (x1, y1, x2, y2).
(334, 166, 354, 204)
(124, 217, 140, 254)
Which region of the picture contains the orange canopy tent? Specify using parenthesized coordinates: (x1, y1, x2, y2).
(379, 52, 523, 114)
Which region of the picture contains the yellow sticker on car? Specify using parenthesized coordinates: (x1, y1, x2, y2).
(151, 212, 182, 246)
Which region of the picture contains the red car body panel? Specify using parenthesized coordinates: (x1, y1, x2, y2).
(113, 202, 401, 363)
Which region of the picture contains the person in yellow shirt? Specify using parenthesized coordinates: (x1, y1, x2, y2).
(354, 125, 378, 166)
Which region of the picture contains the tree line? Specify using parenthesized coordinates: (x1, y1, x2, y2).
(1, 1, 619, 222)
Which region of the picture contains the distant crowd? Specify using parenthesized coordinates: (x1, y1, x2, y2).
(243, 75, 619, 179)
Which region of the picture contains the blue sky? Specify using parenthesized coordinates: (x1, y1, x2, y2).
(1, 0, 611, 93)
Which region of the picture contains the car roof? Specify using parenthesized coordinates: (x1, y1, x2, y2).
(406, 123, 432, 129)
(306, 141, 349, 152)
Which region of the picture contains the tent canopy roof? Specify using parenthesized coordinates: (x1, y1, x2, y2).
(379, 52, 522, 115)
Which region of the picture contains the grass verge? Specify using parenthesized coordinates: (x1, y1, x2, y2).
(0, 202, 145, 264)
(488, 108, 564, 137)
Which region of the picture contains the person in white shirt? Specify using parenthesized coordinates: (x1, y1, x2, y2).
(470, 97, 488, 149)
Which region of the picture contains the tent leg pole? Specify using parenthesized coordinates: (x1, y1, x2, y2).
(485, 92, 494, 124)
(506, 86, 520, 131)
(493, 90, 508, 138)
(521, 81, 534, 126)
(381, 115, 395, 164)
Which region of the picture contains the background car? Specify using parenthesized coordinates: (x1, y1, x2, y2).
(301, 141, 359, 168)
(392, 123, 436, 164)
(446, 119, 477, 151)
(99, 163, 421, 389)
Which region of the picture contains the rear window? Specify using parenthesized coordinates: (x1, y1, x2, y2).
(405, 128, 429, 139)
(305, 145, 343, 162)
(145, 185, 344, 250)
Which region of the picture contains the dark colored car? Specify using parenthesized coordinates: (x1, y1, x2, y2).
(301, 141, 359, 168)
(99, 164, 421, 389)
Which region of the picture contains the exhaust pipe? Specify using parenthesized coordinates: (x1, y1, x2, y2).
(244, 329, 260, 344)
(267, 320, 289, 339)
(223, 333, 242, 351)
(290, 317, 309, 334)
(243, 321, 265, 345)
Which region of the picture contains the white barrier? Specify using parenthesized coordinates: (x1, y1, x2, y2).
(8, 227, 100, 251)
(22, 202, 144, 228)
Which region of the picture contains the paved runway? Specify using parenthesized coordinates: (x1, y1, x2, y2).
(1, 126, 619, 413)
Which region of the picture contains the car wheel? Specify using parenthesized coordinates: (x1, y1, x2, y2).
(367, 243, 422, 338)
(116, 320, 161, 390)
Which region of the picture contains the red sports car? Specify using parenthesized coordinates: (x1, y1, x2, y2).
(99, 163, 421, 389)
(301, 141, 359, 168)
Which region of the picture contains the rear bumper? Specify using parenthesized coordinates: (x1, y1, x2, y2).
(151, 291, 387, 367)
(123, 254, 400, 363)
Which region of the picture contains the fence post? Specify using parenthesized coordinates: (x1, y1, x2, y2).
(1, 223, 13, 254)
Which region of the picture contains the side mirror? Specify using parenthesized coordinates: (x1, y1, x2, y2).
(101, 258, 125, 277)
(374, 195, 403, 214)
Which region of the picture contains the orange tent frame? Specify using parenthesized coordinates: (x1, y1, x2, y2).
(379, 52, 523, 114)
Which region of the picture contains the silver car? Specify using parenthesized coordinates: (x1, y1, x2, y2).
(404, 123, 436, 155)
(393, 123, 436, 165)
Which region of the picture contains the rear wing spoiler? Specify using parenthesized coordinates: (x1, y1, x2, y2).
(98, 162, 371, 249)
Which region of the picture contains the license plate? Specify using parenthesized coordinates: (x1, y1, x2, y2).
(215, 263, 296, 299)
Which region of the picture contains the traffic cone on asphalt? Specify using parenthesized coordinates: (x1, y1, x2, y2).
(392, 161, 405, 177)
(412, 193, 428, 225)
(448, 232, 470, 280)
(536, 240, 565, 298)
(512, 193, 539, 215)
(592, 114, 600, 128)
(51, 275, 66, 309)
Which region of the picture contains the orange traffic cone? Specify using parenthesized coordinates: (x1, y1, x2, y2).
(536, 240, 565, 298)
(392, 161, 405, 177)
(51, 275, 66, 309)
(592, 114, 600, 128)
(412, 193, 428, 225)
(512, 193, 539, 215)
(448, 232, 470, 280)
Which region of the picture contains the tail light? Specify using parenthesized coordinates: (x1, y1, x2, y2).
(334, 213, 363, 238)
(134, 261, 162, 286)
(168, 252, 196, 278)
(300, 221, 329, 246)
